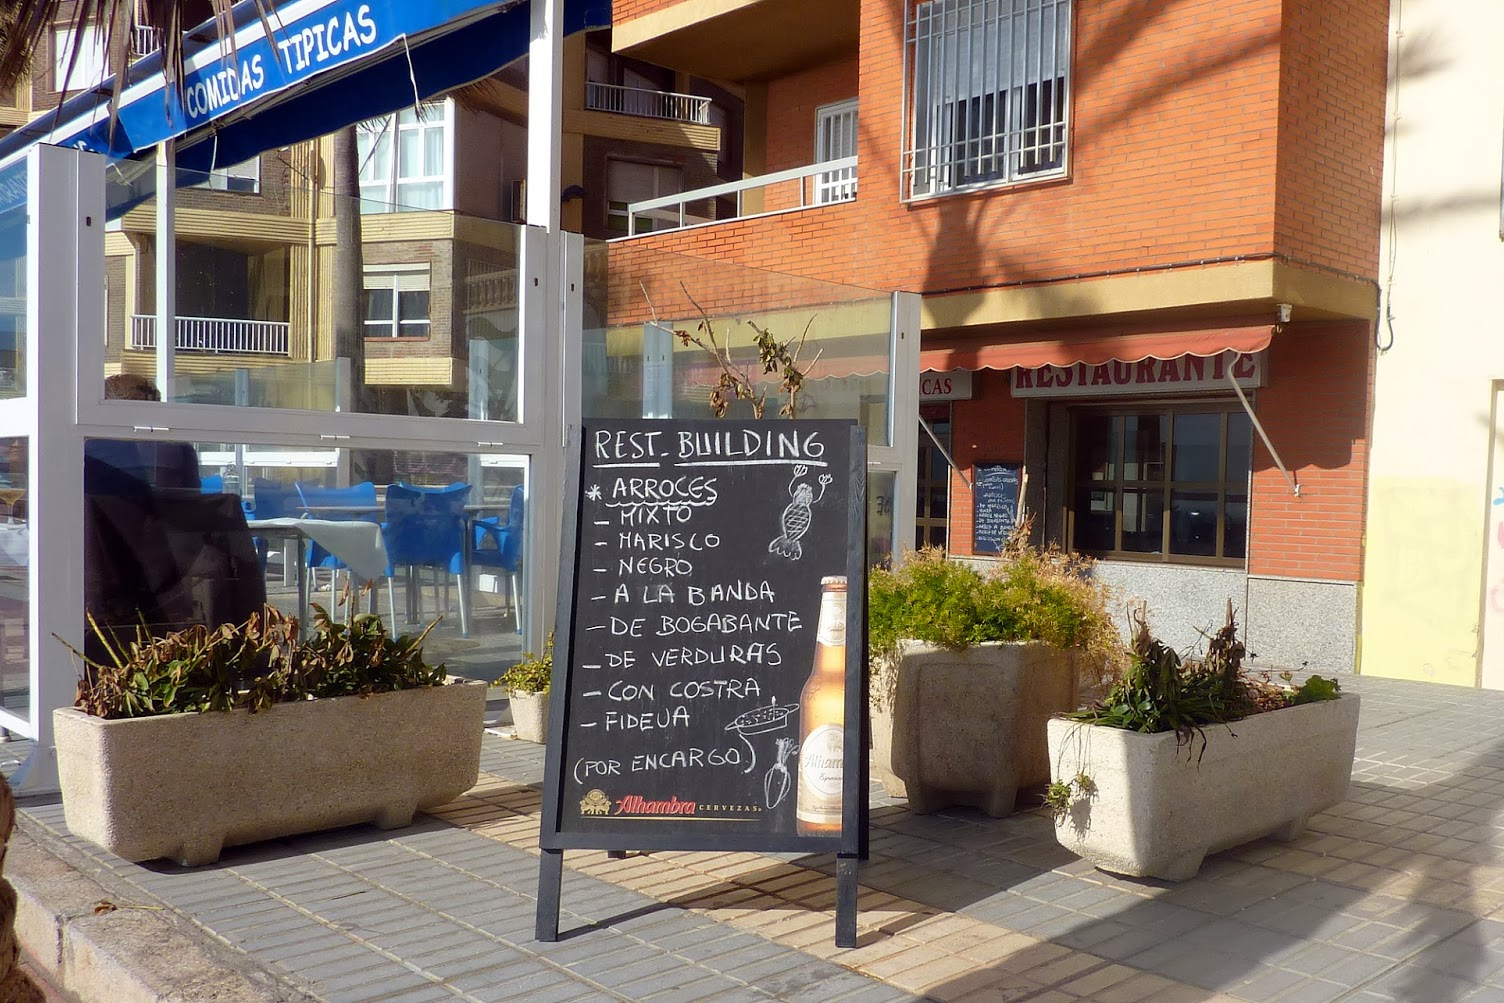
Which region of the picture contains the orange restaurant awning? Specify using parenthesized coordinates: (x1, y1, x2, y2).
(919, 325, 1275, 373)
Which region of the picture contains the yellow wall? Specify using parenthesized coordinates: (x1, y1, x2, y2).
(1362, 0, 1504, 686)
(1363, 477, 1485, 686)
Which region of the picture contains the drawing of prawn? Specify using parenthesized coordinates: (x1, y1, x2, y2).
(769, 465, 833, 560)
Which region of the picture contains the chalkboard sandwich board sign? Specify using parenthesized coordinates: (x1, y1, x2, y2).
(972, 461, 1023, 555)
(537, 419, 869, 947)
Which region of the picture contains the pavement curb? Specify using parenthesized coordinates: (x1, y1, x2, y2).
(9, 814, 320, 1003)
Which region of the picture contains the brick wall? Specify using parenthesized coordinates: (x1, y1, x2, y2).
(1247, 321, 1372, 581)
(615, 0, 1385, 299)
(1274, 0, 1389, 277)
(765, 58, 859, 172)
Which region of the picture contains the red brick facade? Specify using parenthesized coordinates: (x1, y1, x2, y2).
(611, 0, 1387, 587)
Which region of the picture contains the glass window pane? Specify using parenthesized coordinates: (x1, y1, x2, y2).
(1072, 487, 1115, 552)
(1170, 490, 1218, 557)
(868, 470, 896, 569)
(0, 437, 28, 724)
(398, 129, 422, 179)
(364, 288, 394, 322)
(1226, 412, 1253, 486)
(0, 160, 26, 401)
(398, 290, 430, 323)
(1225, 493, 1248, 559)
(1074, 413, 1118, 482)
(398, 321, 429, 338)
(424, 127, 444, 176)
(1123, 415, 1165, 481)
(929, 486, 947, 519)
(1172, 413, 1220, 482)
(1120, 489, 1164, 553)
(395, 180, 442, 210)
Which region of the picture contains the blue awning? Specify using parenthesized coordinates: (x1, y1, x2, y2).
(0, 0, 609, 213)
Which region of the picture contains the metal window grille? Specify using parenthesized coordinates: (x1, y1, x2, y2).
(815, 100, 859, 205)
(903, 0, 1072, 200)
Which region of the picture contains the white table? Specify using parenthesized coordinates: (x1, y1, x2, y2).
(246, 518, 389, 633)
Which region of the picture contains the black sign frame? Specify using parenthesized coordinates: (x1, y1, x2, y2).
(972, 460, 1023, 554)
(536, 419, 869, 947)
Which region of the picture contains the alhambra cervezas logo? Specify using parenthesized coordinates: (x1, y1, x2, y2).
(613, 794, 697, 816)
(579, 789, 612, 816)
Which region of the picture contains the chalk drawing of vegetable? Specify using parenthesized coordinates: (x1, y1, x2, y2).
(725, 699, 799, 775)
(765, 737, 799, 808)
(769, 465, 833, 560)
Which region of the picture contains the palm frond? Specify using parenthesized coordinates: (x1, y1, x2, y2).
(0, 0, 244, 103)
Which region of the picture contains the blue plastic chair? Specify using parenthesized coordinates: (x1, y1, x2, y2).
(472, 484, 524, 632)
(201, 474, 224, 494)
(249, 478, 301, 575)
(384, 482, 472, 635)
(294, 481, 382, 615)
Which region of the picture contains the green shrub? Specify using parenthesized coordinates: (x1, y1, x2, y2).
(67, 604, 446, 720)
(868, 535, 1122, 708)
(495, 631, 553, 695)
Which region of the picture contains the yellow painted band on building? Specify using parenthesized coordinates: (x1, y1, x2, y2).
(922, 260, 1378, 332)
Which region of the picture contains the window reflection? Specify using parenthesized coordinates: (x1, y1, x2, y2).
(0, 437, 26, 723)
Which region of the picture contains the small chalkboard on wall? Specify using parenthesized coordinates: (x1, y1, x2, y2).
(973, 461, 1023, 554)
(536, 418, 869, 947)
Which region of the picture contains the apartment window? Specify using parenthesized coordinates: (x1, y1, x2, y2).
(1069, 405, 1252, 564)
(364, 268, 431, 339)
(814, 99, 859, 205)
(53, 24, 110, 93)
(606, 160, 683, 234)
(902, 0, 1071, 200)
(357, 101, 450, 213)
(192, 157, 260, 194)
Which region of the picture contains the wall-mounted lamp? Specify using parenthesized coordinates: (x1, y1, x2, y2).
(561, 184, 587, 203)
(1276, 303, 1293, 324)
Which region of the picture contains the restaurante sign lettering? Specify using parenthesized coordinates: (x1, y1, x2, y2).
(1010, 351, 1265, 399)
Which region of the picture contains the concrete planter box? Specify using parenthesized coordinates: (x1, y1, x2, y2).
(508, 689, 550, 744)
(1046, 693, 1361, 880)
(54, 679, 487, 866)
(872, 641, 1080, 817)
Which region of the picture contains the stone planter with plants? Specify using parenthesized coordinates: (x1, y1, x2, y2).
(496, 631, 552, 744)
(1046, 603, 1358, 881)
(868, 539, 1122, 817)
(55, 605, 486, 866)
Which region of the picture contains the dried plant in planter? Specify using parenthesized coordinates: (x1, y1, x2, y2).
(64, 604, 446, 719)
(654, 281, 820, 420)
(1069, 601, 1340, 759)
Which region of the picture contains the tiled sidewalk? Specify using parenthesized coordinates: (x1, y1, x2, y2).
(18, 674, 1504, 1002)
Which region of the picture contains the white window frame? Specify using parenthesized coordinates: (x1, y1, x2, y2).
(902, 0, 1072, 201)
(357, 99, 454, 214)
(363, 265, 432, 339)
(52, 23, 110, 94)
(814, 99, 859, 205)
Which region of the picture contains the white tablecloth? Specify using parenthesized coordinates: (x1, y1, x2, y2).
(246, 518, 389, 582)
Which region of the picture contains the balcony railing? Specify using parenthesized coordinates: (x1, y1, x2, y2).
(131, 315, 291, 356)
(585, 82, 712, 125)
(130, 24, 160, 57)
(620, 157, 858, 238)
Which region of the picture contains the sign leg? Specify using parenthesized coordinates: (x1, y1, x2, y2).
(835, 853, 860, 948)
(535, 848, 564, 942)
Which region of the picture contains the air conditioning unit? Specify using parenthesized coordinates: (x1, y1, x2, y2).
(505, 179, 526, 223)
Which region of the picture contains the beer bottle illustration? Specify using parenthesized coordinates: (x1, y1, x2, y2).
(796, 575, 847, 835)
